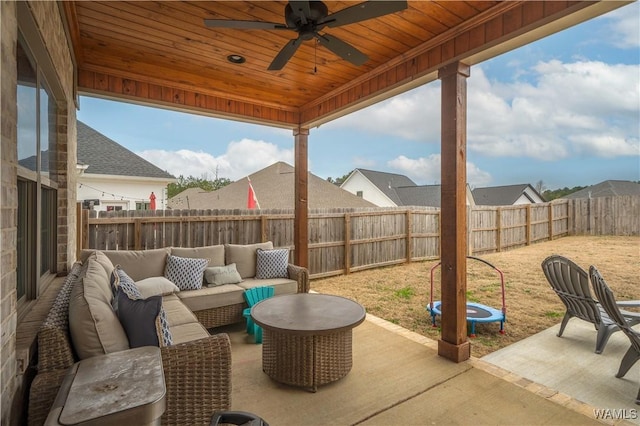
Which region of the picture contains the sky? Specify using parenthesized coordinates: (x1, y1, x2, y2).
(77, 2, 640, 191)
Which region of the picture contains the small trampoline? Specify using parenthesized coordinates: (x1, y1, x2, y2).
(427, 256, 506, 337)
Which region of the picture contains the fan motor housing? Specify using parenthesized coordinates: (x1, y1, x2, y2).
(285, 1, 329, 29)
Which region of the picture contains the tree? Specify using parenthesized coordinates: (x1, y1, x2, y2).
(327, 172, 352, 186)
(534, 180, 547, 194)
(542, 185, 587, 201)
(167, 175, 232, 198)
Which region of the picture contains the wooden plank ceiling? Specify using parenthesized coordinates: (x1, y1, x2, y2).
(63, 1, 627, 129)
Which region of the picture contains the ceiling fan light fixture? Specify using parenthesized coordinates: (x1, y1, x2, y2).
(227, 54, 246, 64)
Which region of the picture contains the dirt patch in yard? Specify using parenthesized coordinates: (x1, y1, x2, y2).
(311, 235, 640, 358)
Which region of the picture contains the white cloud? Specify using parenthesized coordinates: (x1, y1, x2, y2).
(468, 61, 639, 161)
(138, 138, 293, 181)
(327, 83, 441, 142)
(600, 2, 640, 49)
(387, 154, 492, 187)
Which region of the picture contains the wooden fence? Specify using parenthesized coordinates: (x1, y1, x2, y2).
(567, 195, 640, 236)
(79, 196, 631, 279)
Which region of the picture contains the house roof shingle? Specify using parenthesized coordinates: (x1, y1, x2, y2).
(562, 180, 640, 199)
(168, 162, 376, 210)
(77, 121, 175, 179)
(472, 184, 543, 206)
(355, 169, 417, 205)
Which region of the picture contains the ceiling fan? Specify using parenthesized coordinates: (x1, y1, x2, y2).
(204, 1, 408, 71)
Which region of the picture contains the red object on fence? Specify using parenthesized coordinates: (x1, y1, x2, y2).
(149, 192, 157, 210)
(247, 178, 259, 209)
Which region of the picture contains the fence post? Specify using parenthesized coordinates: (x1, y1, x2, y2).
(134, 218, 142, 250)
(260, 215, 268, 242)
(82, 208, 90, 252)
(548, 203, 554, 240)
(467, 206, 473, 256)
(76, 202, 83, 260)
(525, 204, 531, 246)
(406, 210, 412, 263)
(496, 207, 502, 252)
(344, 213, 351, 275)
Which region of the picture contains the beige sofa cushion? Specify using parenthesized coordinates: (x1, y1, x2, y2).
(100, 248, 171, 281)
(169, 322, 211, 345)
(69, 254, 129, 359)
(177, 284, 245, 312)
(171, 245, 225, 267)
(238, 278, 298, 295)
(162, 294, 199, 327)
(225, 242, 273, 279)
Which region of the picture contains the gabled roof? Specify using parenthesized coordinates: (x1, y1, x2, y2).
(472, 184, 544, 206)
(353, 169, 417, 205)
(168, 162, 375, 210)
(562, 180, 640, 199)
(395, 185, 442, 207)
(77, 121, 175, 180)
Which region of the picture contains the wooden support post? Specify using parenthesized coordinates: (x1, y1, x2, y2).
(294, 128, 309, 268)
(438, 61, 470, 363)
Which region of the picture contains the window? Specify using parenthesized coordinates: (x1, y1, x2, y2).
(356, 191, 363, 198)
(16, 34, 58, 304)
(106, 205, 123, 212)
(136, 202, 151, 210)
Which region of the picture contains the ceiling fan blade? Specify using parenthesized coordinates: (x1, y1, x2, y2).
(268, 38, 303, 71)
(319, 1, 408, 28)
(288, 1, 311, 25)
(204, 19, 288, 30)
(316, 33, 368, 66)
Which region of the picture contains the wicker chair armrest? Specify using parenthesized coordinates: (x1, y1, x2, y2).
(37, 327, 76, 373)
(287, 263, 310, 293)
(160, 333, 232, 425)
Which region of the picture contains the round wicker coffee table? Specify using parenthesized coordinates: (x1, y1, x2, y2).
(251, 293, 366, 392)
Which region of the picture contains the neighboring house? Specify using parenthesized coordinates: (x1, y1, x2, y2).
(340, 168, 474, 207)
(471, 184, 545, 206)
(168, 162, 376, 210)
(561, 180, 640, 199)
(76, 121, 176, 211)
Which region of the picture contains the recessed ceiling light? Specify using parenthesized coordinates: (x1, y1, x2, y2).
(227, 54, 246, 64)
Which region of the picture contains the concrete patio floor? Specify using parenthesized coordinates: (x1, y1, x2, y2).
(215, 314, 638, 426)
(482, 319, 639, 423)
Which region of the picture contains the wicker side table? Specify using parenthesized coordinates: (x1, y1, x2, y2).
(251, 293, 366, 392)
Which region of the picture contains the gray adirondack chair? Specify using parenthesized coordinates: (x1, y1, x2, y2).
(590, 265, 640, 405)
(541, 255, 640, 354)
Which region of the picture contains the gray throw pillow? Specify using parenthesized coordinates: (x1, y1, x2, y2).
(255, 248, 289, 279)
(205, 263, 243, 286)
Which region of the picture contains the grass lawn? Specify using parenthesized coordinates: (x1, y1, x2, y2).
(311, 235, 640, 358)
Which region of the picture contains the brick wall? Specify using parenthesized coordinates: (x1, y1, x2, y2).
(1, 1, 76, 423)
(1, 2, 19, 423)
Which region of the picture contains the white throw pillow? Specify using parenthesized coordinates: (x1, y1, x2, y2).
(135, 276, 180, 298)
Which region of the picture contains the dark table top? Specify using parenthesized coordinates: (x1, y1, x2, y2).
(251, 293, 366, 336)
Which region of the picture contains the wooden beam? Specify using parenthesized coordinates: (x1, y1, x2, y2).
(294, 128, 309, 268)
(438, 61, 470, 363)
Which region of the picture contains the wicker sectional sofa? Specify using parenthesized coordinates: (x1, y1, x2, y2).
(28, 242, 309, 425)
